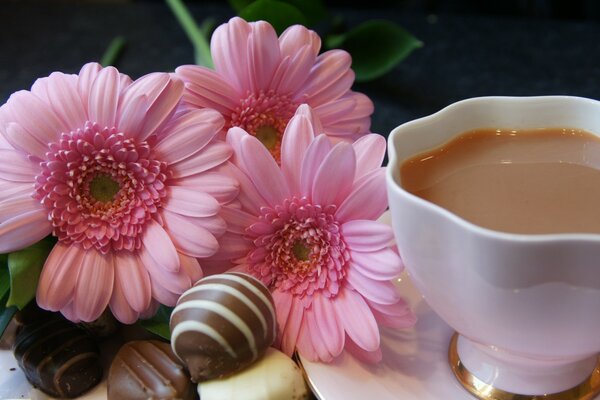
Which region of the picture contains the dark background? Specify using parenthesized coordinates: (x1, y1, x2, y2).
(1, 0, 599, 137)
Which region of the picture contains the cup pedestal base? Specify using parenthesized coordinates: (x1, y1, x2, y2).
(448, 333, 600, 399)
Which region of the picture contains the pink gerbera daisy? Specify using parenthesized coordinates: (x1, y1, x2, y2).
(0, 63, 238, 323)
(175, 17, 374, 161)
(208, 104, 415, 363)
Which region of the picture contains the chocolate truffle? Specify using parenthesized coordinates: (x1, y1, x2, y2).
(170, 272, 277, 382)
(199, 348, 309, 400)
(13, 316, 103, 398)
(108, 340, 196, 400)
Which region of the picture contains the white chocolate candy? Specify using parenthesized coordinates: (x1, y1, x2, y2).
(199, 348, 309, 400)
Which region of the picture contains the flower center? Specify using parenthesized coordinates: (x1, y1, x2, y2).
(229, 90, 298, 161)
(246, 197, 350, 298)
(255, 125, 279, 151)
(292, 240, 310, 261)
(34, 122, 169, 254)
(89, 174, 120, 203)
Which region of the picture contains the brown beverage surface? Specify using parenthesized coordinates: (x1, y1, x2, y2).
(400, 128, 600, 234)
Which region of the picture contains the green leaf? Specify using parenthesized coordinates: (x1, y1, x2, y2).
(284, 0, 327, 26)
(100, 36, 126, 67)
(139, 305, 173, 340)
(166, 0, 214, 68)
(327, 20, 423, 82)
(228, 0, 253, 12)
(6, 237, 55, 310)
(0, 267, 9, 300)
(0, 292, 17, 339)
(239, 0, 307, 34)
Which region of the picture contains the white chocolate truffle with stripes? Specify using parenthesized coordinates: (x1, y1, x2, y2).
(170, 272, 277, 382)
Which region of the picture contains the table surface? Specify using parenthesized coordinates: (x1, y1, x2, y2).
(1, 1, 599, 139)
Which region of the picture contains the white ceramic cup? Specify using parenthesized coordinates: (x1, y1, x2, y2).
(386, 96, 600, 396)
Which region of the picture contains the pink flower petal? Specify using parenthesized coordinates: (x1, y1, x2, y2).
(47, 72, 87, 130)
(292, 103, 323, 135)
(37, 243, 83, 311)
(175, 65, 239, 114)
(300, 134, 332, 197)
(114, 251, 152, 313)
(109, 276, 139, 324)
(273, 291, 293, 348)
(240, 135, 290, 207)
(117, 93, 148, 140)
(0, 195, 44, 223)
(149, 276, 181, 307)
(314, 95, 357, 127)
(280, 294, 304, 356)
(223, 161, 267, 215)
(352, 134, 386, 180)
(141, 77, 184, 138)
(3, 122, 48, 159)
(344, 335, 383, 364)
(305, 308, 334, 362)
(346, 268, 400, 305)
(271, 46, 317, 93)
(211, 17, 252, 92)
(73, 249, 115, 322)
(0, 209, 52, 253)
(246, 21, 280, 92)
(336, 169, 387, 222)
(342, 220, 394, 252)
(297, 50, 352, 105)
(281, 113, 314, 193)
(154, 109, 223, 164)
(164, 186, 220, 217)
(6, 90, 66, 144)
(295, 315, 318, 361)
(138, 247, 190, 295)
(220, 206, 258, 234)
(161, 209, 219, 258)
(333, 288, 380, 352)
(350, 248, 404, 281)
(77, 62, 102, 108)
(368, 298, 417, 329)
(170, 141, 232, 179)
(194, 214, 227, 238)
(171, 171, 239, 204)
(313, 294, 345, 358)
(312, 142, 355, 207)
(279, 25, 321, 59)
(0, 149, 39, 182)
(179, 252, 204, 284)
(141, 219, 180, 272)
(207, 232, 251, 261)
(88, 66, 121, 129)
(0, 181, 34, 203)
(60, 301, 81, 323)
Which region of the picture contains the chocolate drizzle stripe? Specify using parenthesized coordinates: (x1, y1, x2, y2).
(122, 345, 174, 396)
(53, 352, 99, 397)
(200, 275, 276, 337)
(171, 321, 236, 358)
(179, 283, 268, 338)
(36, 334, 88, 379)
(20, 325, 79, 367)
(173, 300, 258, 358)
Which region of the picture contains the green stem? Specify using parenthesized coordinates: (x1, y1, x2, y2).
(166, 0, 214, 68)
(100, 36, 126, 67)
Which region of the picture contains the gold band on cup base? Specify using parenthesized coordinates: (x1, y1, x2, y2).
(448, 333, 600, 400)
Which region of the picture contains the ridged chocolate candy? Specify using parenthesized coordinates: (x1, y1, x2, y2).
(108, 340, 196, 400)
(170, 272, 277, 382)
(13, 316, 103, 398)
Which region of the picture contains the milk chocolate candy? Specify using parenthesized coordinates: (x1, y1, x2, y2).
(108, 340, 196, 400)
(199, 348, 310, 400)
(170, 272, 277, 382)
(13, 316, 103, 398)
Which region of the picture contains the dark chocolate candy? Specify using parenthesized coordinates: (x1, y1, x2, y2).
(170, 272, 277, 382)
(0, 303, 54, 349)
(108, 340, 196, 400)
(13, 316, 103, 398)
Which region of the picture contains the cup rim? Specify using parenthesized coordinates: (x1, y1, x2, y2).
(386, 95, 600, 243)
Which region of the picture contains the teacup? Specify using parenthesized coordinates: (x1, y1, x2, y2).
(386, 96, 600, 398)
